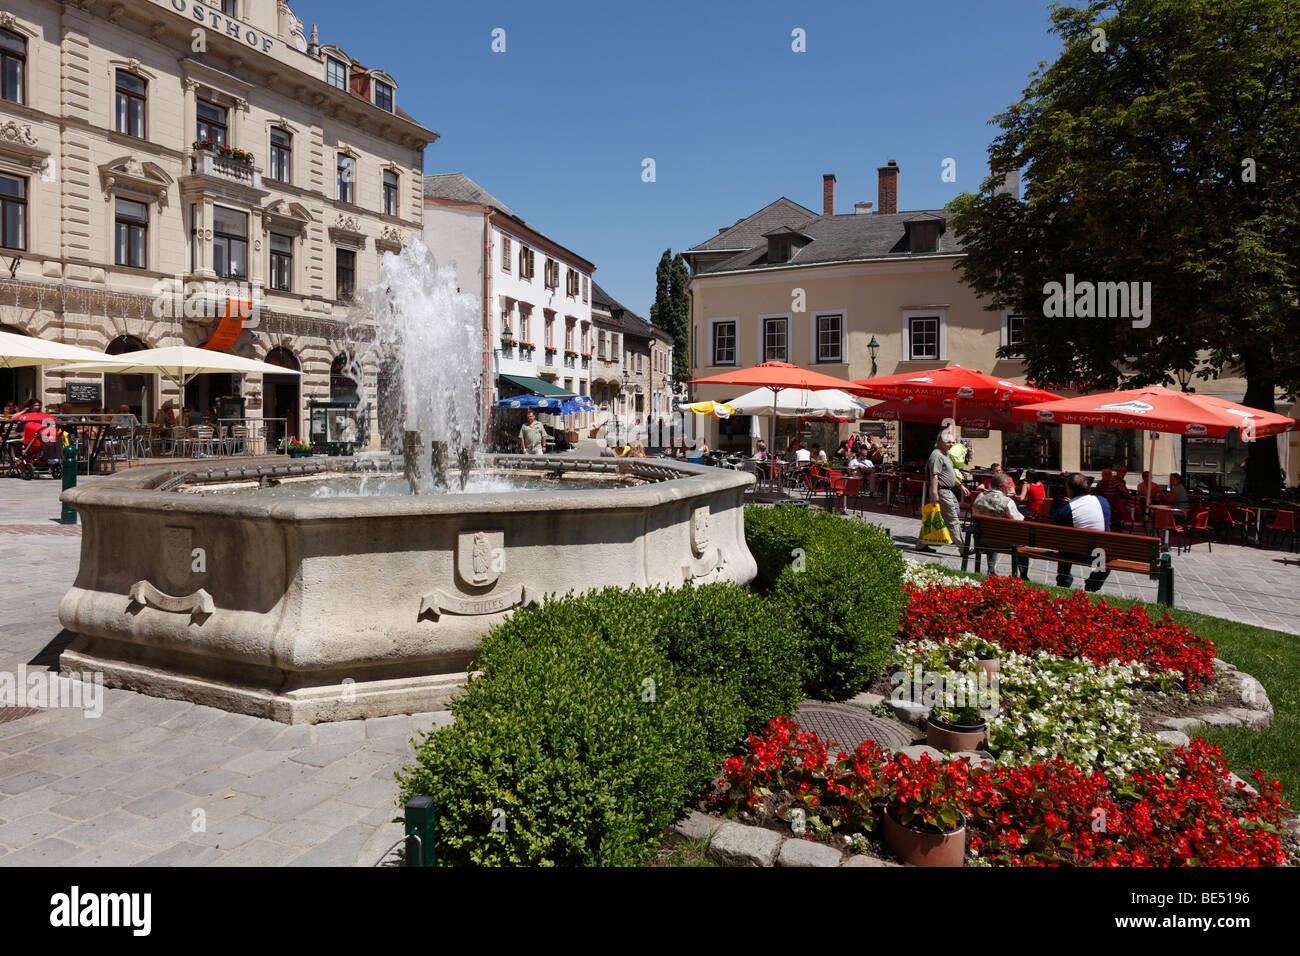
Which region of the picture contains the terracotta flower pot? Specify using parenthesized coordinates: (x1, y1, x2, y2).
(883, 809, 966, 867)
(926, 714, 988, 752)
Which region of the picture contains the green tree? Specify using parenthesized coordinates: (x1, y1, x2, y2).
(650, 249, 692, 387)
(947, 0, 1300, 497)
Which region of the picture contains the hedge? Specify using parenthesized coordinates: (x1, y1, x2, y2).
(395, 583, 801, 867)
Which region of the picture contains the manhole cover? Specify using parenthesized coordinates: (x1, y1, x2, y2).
(0, 707, 43, 724)
(793, 702, 913, 753)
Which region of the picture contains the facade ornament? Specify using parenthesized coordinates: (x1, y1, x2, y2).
(0, 13, 15, 30)
(183, 78, 199, 92)
(234, 97, 248, 111)
(127, 58, 141, 74)
(334, 214, 360, 233)
(150, 22, 166, 41)
(0, 121, 38, 147)
(123, 158, 143, 176)
(107, 4, 126, 24)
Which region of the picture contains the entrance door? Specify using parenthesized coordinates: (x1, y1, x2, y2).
(104, 335, 154, 422)
(263, 346, 300, 449)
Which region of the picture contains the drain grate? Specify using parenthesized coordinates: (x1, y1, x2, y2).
(793, 702, 914, 754)
(0, 707, 43, 724)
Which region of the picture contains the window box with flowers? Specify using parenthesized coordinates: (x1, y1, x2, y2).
(500, 335, 516, 348)
(193, 140, 255, 167)
(518, 341, 536, 356)
(564, 350, 579, 360)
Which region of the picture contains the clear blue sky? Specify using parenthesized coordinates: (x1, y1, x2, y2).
(306, 0, 1064, 317)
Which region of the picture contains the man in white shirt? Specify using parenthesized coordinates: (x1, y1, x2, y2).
(972, 473, 1027, 576)
(793, 441, 811, 464)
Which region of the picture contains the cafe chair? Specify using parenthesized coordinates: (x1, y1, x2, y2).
(1264, 509, 1298, 551)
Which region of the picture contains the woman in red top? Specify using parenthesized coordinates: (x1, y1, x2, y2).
(1016, 469, 1046, 504)
(14, 399, 56, 446)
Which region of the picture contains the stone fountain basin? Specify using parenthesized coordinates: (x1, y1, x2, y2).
(57, 456, 756, 723)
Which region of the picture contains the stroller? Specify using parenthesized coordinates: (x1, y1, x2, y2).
(6, 417, 64, 480)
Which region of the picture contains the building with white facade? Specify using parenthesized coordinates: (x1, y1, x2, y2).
(422, 172, 595, 444)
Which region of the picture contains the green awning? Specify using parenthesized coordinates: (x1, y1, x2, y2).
(499, 374, 575, 398)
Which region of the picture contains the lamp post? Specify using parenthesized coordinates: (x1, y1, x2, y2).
(1175, 367, 1195, 484)
(619, 368, 630, 446)
(868, 336, 880, 377)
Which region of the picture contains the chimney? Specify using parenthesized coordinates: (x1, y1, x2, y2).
(854, 201, 872, 215)
(877, 160, 899, 215)
(822, 173, 836, 215)
(993, 167, 1021, 200)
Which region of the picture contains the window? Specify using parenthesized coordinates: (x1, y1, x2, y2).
(908, 316, 940, 360)
(501, 235, 511, 271)
(269, 232, 292, 292)
(518, 310, 529, 342)
(382, 169, 398, 216)
(762, 317, 788, 362)
(336, 248, 355, 300)
(815, 313, 843, 363)
(519, 246, 534, 279)
(269, 128, 291, 184)
(220, 0, 237, 15)
(598, 330, 607, 361)
(544, 258, 558, 289)
(565, 322, 574, 350)
(337, 155, 355, 204)
(1, 28, 25, 104)
(1004, 313, 1025, 358)
(374, 80, 393, 112)
(582, 275, 588, 303)
(114, 198, 147, 269)
(211, 206, 247, 279)
(711, 321, 736, 366)
(0, 174, 26, 250)
(196, 100, 227, 147)
(566, 268, 578, 296)
(326, 57, 348, 90)
(115, 71, 146, 139)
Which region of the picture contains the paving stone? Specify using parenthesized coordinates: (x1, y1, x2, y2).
(141, 842, 222, 866)
(0, 812, 73, 849)
(409, 711, 455, 734)
(221, 749, 292, 776)
(49, 789, 132, 821)
(64, 839, 158, 866)
(107, 767, 186, 798)
(0, 753, 44, 780)
(124, 812, 201, 851)
(777, 838, 843, 868)
(1154, 730, 1191, 746)
(200, 793, 263, 823)
(356, 821, 406, 867)
(336, 777, 399, 809)
(0, 786, 67, 820)
(288, 823, 375, 867)
(24, 734, 100, 758)
(708, 821, 783, 867)
(290, 741, 362, 768)
(264, 818, 339, 849)
(313, 750, 395, 784)
(297, 799, 370, 829)
(311, 719, 366, 746)
(177, 769, 248, 797)
(210, 838, 298, 867)
(202, 712, 271, 743)
(245, 781, 341, 824)
(359, 802, 403, 827)
(228, 722, 292, 750)
(160, 705, 227, 733)
(121, 788, 200, 819)
(232, 761, 315, 798)
(58, 810, 148, 846)
(189, 814, 273, 850)
(158, 744, 247, 778)
(0, 770, 61, 795)
(0, 730, 60, 753)
(0, 836, 83, 865)
(267, 724, 314, 750)
(364, 714, 412, 740)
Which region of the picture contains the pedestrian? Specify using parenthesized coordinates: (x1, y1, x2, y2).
(972, 472, 1028, 576)
(518, 409, 547, 455)
(918, 429, 968, 556)
(1054, 472, 1111, 592)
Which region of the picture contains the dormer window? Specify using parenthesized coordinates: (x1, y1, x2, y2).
(768, 237, 791, 263)
(374, 80, 393, 112)
(326, 57, 347, 90)
(906, 218, 943, 253)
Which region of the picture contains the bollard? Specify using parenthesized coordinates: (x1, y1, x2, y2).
(403, 795, 435, 867)
(60, 444, 77, 525)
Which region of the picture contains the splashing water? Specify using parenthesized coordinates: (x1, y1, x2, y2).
(345, 238, 483, 493)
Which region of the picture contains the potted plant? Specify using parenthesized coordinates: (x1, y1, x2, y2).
(962, 634, 1001, 680)
(881, 756, 967, 867)
(926, 698, 989, 753)
(518, 341, 535, 355)
(280, 438, 312, 458)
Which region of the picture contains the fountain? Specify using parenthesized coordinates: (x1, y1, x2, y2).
(57, 241, 757, 722)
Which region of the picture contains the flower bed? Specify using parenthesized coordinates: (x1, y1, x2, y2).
(713, 717, 1290, 866)
(903, 576, 1216, 688)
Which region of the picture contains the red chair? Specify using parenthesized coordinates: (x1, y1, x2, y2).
(1208, 501, 1249, 544)
(1183, 508, 1213, 552)
(1152, 508, 1188, 553)
(1265, 509, 1298, 551)
(1027, 498, 1054, 521)
(824, 474, 862, 513)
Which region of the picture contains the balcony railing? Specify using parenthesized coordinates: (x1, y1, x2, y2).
(189, 150, 263, 189)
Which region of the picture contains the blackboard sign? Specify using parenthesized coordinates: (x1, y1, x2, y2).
(66, 382, 102, 405)
(859, 422, 888, 437)
(961, 426, 991, 439)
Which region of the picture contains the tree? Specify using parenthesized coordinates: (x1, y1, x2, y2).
(947, 0, 1300, 497)
(650, 249, 691, 387)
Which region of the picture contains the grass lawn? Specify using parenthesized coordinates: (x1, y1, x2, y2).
(924, 566, 1299, 801)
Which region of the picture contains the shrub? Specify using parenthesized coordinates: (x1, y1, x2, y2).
(395, 584, 802, 866)
(744, 504, 819, 592)
(764, 511, 906, 700)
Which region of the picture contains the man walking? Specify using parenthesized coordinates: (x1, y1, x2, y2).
(918, 430, 967, 556)
(1054, 472, 1111, 592)
(972, 472, 1028, 576)
(518, 409, 547, 455)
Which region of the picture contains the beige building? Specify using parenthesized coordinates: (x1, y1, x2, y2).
(685, 162, 1297, 484)
(0, 0, 434, 447)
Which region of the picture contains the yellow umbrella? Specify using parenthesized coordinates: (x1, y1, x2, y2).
(683, 400, 735, 419)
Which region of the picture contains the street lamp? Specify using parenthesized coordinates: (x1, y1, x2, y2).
(867, 336, 880, 377)
(1175, 367, 1194, 393)
(619, 368, 630, 446)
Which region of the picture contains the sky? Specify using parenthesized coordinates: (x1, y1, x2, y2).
(305, 0, 1066, 317)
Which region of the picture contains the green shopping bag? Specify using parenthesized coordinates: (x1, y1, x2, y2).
(921, 502, 953, 546)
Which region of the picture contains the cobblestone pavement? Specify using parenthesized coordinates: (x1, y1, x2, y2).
(1, 472, 1296, 868)
(0, 475, 443, 867)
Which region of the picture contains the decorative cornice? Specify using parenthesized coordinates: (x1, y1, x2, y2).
(328, 214, 366, 249)
(376, 225, 405, 252)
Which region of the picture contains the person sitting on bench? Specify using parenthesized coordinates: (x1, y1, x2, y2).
(972, 473, 1029, 577)
(1054, 472, 1111, 592)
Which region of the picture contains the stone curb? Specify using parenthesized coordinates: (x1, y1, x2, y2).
(670, 811, 899, 868)
(1147, 659, 1273, 736)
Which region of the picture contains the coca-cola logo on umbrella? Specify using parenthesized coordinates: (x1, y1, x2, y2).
(1037, 410, 1055, 422)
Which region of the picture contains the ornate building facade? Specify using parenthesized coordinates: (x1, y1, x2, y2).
(0, 0, 434, 446)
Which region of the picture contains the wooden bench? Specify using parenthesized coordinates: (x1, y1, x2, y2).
(961, 514, 1174, 605)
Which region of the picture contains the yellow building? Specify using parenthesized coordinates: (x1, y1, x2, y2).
(685, 162, 1296, 485)
(0, 0, 434, 447)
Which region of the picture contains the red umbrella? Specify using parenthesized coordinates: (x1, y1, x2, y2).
(691, 362, 865, 452)
(851, 365, 1062, 406)
(1012, 385, 1298, 504)
(863, 397, 1023, 434)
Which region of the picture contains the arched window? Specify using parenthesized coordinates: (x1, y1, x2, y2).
(104, 335, 152, 421)
(265, 346, 300, 370)
(330, 353, 357, 403)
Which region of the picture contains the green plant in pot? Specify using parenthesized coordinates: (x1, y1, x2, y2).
(926, 672, 990, 753)
(958, 633, 1002, 680)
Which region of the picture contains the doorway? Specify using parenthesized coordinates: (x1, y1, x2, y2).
(0, 324, 36, 407)
(104, 334, 154, 422)
(263, 346, 300, 448)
